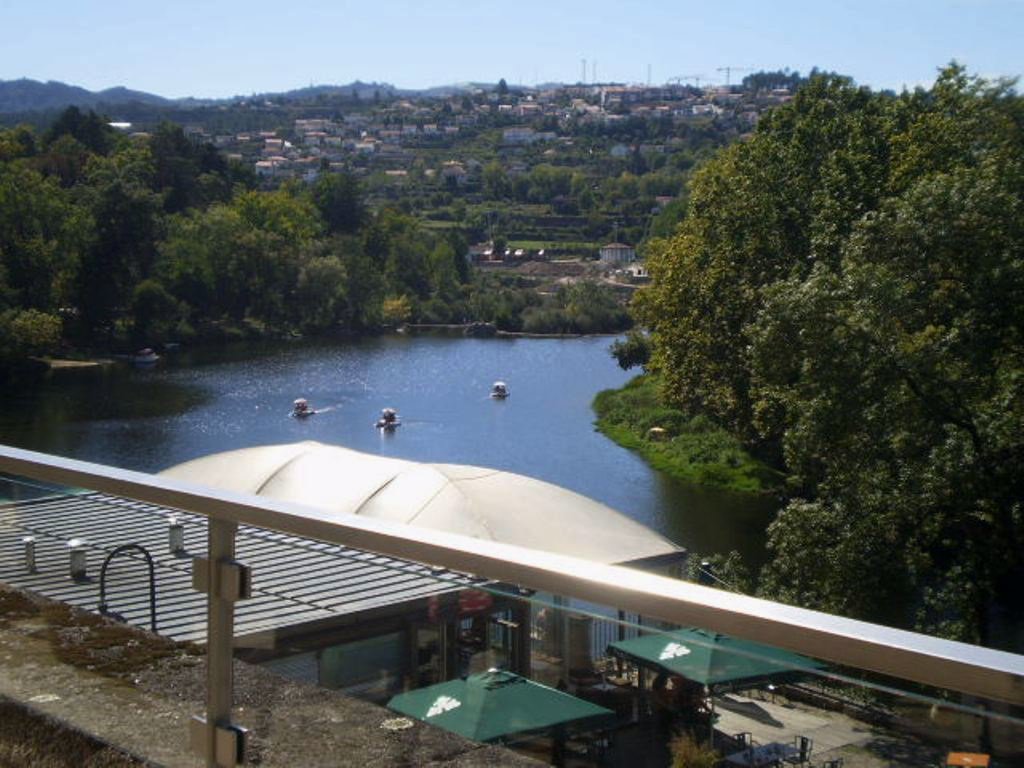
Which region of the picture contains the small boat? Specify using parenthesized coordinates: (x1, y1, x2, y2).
(132, 348, 159, 366)
(292, 398, 315, 418)
(375, 407, 401, 430)
(490, 381, 509, 399)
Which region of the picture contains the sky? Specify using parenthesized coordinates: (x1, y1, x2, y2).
(1, 0, 1021, 98)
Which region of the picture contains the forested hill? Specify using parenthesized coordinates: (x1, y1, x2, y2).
(633, 64, 1024, 649)
(0, 79, 173, 113)
(0, 106, 631, 370)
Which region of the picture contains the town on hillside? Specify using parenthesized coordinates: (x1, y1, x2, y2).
(102, 77, 796, 277)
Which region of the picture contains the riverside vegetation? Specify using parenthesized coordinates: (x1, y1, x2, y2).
(593, 375, 783, 494)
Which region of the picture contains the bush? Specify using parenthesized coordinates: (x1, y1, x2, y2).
(669, 733, 719, 768)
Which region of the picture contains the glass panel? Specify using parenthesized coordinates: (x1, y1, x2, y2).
(448, 580, 1024, 768)
(320, 632, 405, 702)
(0, 472, 81, 503)
(0, 472, 1021, 768)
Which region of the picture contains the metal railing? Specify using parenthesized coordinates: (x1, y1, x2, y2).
(1, 444, 1023, 767)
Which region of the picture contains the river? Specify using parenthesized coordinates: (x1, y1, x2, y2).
(0, 335, 778, 566)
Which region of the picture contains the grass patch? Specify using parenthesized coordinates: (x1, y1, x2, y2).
(593, 375, 784, 494)
(33, 603, 201, 679)
(0, 589, 41, 628)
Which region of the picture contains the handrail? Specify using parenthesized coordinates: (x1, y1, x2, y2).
(1, 444, 1022, 706)
(98, 543, 158, 633)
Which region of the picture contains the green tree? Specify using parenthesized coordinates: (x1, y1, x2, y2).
(482, 161, 511, 199)
(428, 241, 460, 304)
(0, 161, 82, 311)
(312, 171, 365, 234)
(76, 147, 163, 337)
(380, 295, 412, 328)
(35, 134, 90, 187)
(0, 125, 37, 161)
(130, 279, 180, 343)
(0, 308, 61, 365)
(635, 65, 1024, 643)
(44, 106, 115, 155)
(609, 331, 651, 370)
(295, 244, 347, 330)
(148, 122, 230, 212)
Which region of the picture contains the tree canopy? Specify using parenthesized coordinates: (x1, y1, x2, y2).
(634, 65, 1024, 646)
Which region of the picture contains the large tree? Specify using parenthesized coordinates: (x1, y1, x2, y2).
(634, 65, 1024, 645)
(312, 171, 365, 235)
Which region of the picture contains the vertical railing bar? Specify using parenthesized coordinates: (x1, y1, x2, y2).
(207, 517, 237, 767)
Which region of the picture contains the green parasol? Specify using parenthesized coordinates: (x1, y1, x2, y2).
(387, 669, 614, 742)
(609, 627, 826, 688)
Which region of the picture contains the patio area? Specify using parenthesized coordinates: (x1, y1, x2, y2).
(712, 689, 946, 767)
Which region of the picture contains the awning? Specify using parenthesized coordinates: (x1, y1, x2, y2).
(609, 628, 826, 688)
(387, 669, 614, 742)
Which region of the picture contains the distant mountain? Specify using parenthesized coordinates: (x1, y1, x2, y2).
(0, 78, 174, 113)
(243, 80, 400, 102)
(0, 76, 555, 115)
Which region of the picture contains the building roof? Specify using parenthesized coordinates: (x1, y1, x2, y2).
(0, 490, 473, 644)
(161, 441, 682, 566)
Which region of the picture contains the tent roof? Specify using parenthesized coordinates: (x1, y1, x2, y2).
(160, 441, 682, 565)
(609, 627, 826, 687)
(387, 670, 613, 741)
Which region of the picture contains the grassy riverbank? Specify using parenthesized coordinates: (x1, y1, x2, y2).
(593, 376, 784, 494)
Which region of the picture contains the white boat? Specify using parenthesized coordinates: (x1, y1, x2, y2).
(292, 398, 315, 418)
(490, 381, 509, 399)
(375, 407, 400, 430)
(132, 348, 159, 366)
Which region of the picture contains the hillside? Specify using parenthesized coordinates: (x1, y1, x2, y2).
(0, 78, 175, 113)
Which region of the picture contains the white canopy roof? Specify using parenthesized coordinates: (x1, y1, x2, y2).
(161, 441, 682, 565)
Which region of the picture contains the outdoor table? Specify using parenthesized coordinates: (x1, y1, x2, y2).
(946, 753, 990, 767)
(725, 741, 799, 767)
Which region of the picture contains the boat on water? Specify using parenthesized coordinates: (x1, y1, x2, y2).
(132, 348, 159, 366)
(490, 381, 509, 399)
(376, 407, 401, 430)
(292, 398, 315, 418)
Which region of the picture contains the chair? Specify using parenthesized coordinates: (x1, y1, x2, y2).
(783, 735, 812, 765)
(733, 731, 753, 750)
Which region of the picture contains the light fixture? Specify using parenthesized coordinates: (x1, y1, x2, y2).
(22, 535, 36, 573)
(168, 515, 185, 554)
(68, 538, 87, 580)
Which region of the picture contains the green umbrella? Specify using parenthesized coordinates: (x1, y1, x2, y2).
(609, 628, 825, 688)
(387, 669, 614, 742)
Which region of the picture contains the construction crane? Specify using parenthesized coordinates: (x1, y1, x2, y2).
(668, 74, 707, 89)
(716, 66, 753, 87)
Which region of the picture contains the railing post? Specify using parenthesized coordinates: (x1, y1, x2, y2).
(208, 518, 236, 766)
(189, 517, 250, 767)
